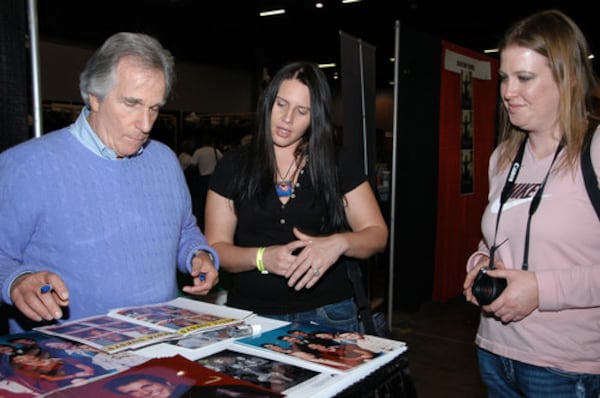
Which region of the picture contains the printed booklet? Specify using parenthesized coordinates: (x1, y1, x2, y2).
(34, 297, 254, 354)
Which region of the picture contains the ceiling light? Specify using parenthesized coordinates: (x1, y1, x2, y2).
(315, 2, 324, 8)
(259, 9, 286, 17)
(318, 63, 336, 68)
(342, 0, 363, 3)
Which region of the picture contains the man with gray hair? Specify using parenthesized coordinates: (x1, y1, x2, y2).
(0, 32, 219, 334)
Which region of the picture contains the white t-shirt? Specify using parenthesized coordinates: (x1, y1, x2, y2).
(192, 146, 223, 176)
(178, 152, 195, 171)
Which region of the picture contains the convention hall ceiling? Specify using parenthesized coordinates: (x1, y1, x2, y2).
(33, 1, 600, 88)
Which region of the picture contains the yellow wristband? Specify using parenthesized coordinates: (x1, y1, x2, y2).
(256, 247, 268, 274)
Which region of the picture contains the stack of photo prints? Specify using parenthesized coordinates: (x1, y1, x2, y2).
(0, 297, 406, 397)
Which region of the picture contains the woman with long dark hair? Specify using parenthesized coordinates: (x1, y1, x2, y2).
(205, 61, 388, 331)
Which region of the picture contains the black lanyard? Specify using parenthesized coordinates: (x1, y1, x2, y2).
(490, 136, 563, 271)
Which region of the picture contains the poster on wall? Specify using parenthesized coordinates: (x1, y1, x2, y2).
(445, 50, 492, 195)
(460, 70, 474, 193)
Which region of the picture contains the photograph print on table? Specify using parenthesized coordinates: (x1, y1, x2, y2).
(235, 322, 406, 373)
(0, 331, 148, 397)
(44, 354, 284, 397)
(196, 348, 320, 393)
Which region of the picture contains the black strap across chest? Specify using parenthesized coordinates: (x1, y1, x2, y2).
(581, 120, 600, 221)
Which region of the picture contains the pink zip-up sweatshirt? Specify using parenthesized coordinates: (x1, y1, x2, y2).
(467, 127, 600, 374)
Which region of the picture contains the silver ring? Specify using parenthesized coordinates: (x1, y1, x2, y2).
(312, 268, 320, 277)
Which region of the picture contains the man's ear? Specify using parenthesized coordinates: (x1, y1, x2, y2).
(88, 94, 100, 112)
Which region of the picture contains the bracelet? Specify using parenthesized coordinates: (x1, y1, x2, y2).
(256, 247, 268, 274)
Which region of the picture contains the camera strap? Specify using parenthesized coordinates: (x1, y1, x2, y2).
(492, 136, 563, 270)
(520, 142, 563, 269)
(488, 137, 528, 269)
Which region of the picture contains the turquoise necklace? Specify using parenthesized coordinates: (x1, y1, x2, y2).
(275, 158, 296, 197)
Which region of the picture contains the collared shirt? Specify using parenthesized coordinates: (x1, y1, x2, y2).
(69, 107, 143, 160)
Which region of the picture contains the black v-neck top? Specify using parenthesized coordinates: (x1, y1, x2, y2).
(210, 147, 365, 314)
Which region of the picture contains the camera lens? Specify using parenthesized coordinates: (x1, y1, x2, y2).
(472, 270, 507, 305)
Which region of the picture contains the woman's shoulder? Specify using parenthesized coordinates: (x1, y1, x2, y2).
(588, 123, 600, 176)
(213, 146, 246, 177)
(335, 146, 367, 192)
(489, 140, 509, 164)
(218, 145, 246, 166)
(335, 146, 361, 170)
(590, 122, 600, 152)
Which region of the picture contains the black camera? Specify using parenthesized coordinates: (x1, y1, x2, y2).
(472, 267, 507, 305)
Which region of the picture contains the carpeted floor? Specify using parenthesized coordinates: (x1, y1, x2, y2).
(390, 296, 487, 398)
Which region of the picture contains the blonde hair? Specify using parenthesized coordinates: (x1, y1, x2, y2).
(496, 9, 598, 172)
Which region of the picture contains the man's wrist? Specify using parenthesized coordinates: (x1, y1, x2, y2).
(195, 250, 214, 262)
(8, 272, 33, 300)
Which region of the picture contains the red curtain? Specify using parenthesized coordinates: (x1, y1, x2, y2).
(432, 41, 499, 302)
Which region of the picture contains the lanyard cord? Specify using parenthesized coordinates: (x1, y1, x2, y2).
(521, 142, 563, 270)
(490, 136, 563, 271)
(489, 137, 527, 269)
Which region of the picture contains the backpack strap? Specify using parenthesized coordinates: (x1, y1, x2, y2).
(581, 119, 600, 221)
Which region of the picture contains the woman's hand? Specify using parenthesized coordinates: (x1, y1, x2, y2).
(260, 239, 310, 276)
(481, 268, 539, 323)
(463, 256, 491, 305)
(285, 227, 346, 290)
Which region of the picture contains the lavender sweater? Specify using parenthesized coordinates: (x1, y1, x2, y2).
(0, 126, 216, 333)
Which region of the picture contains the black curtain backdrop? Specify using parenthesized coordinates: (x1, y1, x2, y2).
(393, 25, 441, 311)
(0, 0, 29, 153)
(0, 0, 29, 335)
(340, 31, 382, 304)
(340, 31, 377, 190)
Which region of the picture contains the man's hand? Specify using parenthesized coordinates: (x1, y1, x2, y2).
(10, 272, 70, 322)
(183, 251, 219, 295)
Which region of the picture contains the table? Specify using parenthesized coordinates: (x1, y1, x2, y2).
(334, 352, 417, 398)
(1, 300, 418, 397)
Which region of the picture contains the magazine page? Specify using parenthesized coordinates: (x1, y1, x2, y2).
(44, 354, 284, 397)
(132, 315, 289, 360)
(34, 314, 179, 354)
(0, 331, 148, 398)
(107, 297, 254, 335)
(35, 297, 255, 354)
(235, 321, 407, 373)
(132, 321, 256, 360)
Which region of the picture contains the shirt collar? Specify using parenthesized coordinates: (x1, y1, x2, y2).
(70, 107, 144, 160)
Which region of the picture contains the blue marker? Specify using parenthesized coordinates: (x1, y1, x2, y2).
(199, 273, 206, 282)
(40, 284, 53, 294)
